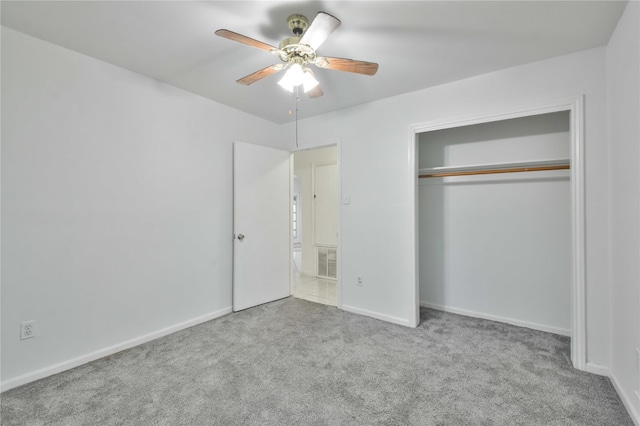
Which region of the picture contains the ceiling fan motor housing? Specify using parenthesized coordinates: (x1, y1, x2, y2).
(279, 36, 301, 50)
(279, 14, 317, 64)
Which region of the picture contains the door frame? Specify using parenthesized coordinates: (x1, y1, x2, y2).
(408, 96, 586, 370)
(290, 139, 342, 308)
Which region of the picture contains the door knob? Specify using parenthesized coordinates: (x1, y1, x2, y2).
(237, 234, 245, 241)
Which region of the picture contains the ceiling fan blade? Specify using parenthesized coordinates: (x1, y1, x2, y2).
(306, 84, 324, 99)
(215, 29, 280, 54)
(299, 12, 341, 50)
(237, 64, 286, 85)
(317, 57, 379, 76)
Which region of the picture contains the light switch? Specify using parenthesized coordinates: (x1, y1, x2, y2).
(343, 195, 350, 205)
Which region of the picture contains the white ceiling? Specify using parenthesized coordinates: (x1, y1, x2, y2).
(1, 1, 627, 123)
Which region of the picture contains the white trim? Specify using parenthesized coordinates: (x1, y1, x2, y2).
(611, 370, 640, 425)
(569, 96, 587, 371)
(585, 362, 610, 377)
(420, 302, 570, 336)
(411, 96, 582, 133)
(409, 125, 420, 328)
(342, 305, 413, 327)
(409, 95, 587, 369)
(289, 155, 295, 296)
(337, 140, 343, 309)
(0, 307, 232, 392)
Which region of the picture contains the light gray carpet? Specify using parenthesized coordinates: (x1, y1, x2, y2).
(1, 297, 633, 425)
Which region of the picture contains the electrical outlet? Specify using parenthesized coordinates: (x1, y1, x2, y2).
(20, 321, 35, 340)
(357, 276, 363, 286)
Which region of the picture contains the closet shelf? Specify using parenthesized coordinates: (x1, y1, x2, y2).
(418, 158, 570, 178)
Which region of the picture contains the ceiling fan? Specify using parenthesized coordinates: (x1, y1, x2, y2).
(215, 12, 379, 98)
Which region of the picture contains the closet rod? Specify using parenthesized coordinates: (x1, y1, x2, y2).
(419, 164, 570, 179)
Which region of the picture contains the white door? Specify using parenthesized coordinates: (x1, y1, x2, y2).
(313, 163, 338, 246)
(233, 141, 290, 311)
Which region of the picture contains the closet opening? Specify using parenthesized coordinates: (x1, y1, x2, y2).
(410, 97, 586, 370)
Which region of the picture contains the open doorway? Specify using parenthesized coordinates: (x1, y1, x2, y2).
(418, 111, 572, 333)
(410, 96, 586, 369)
(291, 145, 339, 306)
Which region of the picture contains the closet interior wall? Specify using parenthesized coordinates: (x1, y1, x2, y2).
(418, 111, 572, 335)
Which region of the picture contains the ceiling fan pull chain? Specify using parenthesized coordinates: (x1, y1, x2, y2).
(295, 86, 300, 147)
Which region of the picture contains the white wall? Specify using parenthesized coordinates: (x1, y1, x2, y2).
(281, 47, 610, 361)
(4, 6, 636, 399)
(1, 27, 279, 389)
(606, 1, 640, 421)
(418, 112, 571, 335)
(293, 146, 337, 276)
(418, 112, 571, 167)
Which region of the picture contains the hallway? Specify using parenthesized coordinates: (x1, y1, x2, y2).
(293, 273, 337, 306)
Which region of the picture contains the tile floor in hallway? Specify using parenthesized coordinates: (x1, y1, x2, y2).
(293, 274, 337, 306)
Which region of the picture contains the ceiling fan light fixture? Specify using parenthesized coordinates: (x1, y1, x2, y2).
(277, 64, 319, 93)
(302, 69, 319, 92)
(277, 63, 304, 92)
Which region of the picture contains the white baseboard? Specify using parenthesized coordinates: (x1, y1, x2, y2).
(1, 306, 232, 393)
(585, 362, 610, 376)
(610, 371, 640, 425)
(341, 305, 412, 327)
(420, 302, 571, 336)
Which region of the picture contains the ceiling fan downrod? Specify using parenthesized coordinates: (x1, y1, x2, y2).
(287, 14, 308, 35)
